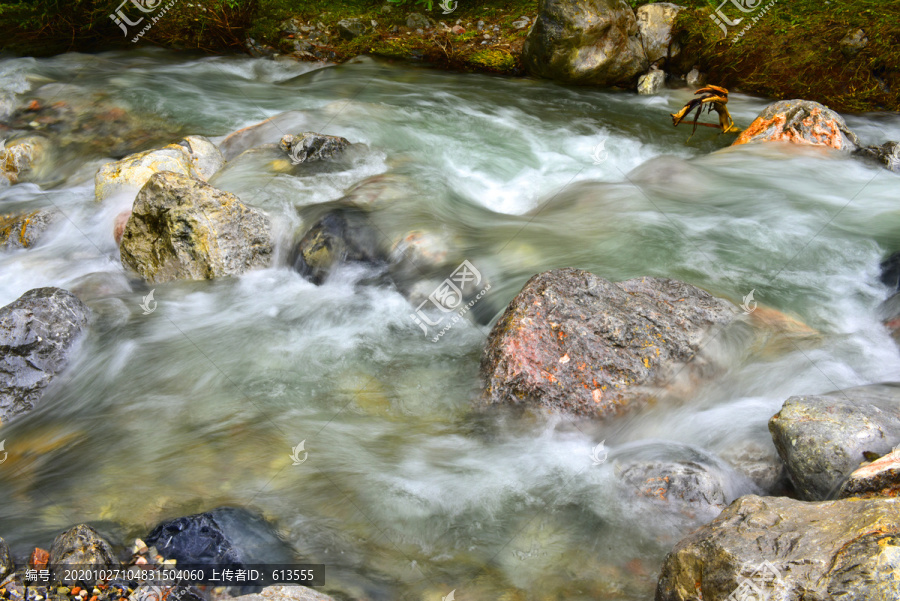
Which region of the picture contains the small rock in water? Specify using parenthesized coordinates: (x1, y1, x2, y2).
(637, 69, 665, 95)
(855, 140, 900, 174)
(291, 209, 386, 285)
(685, 67, 705, 87)
(839, 447, 900, 498)
(0, 208, 56, 250)
(279, 132, 350, 164)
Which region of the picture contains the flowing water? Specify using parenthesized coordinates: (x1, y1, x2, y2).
(1, 49, 900, 601)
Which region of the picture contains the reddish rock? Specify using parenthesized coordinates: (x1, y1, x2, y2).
(114, 210, 131, 246)
(840, 448, 900, 498)
(29, 547, 49, 570)
(733, 99, 859, 151)
(451, 25, 466, 34)
(479, 269, 737, 418)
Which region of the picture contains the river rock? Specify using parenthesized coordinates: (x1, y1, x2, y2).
(0, 288, 91, 425)
(732, 99, 860, 151)
(178, 135, 226, 180)
(839, 447, 900, 499)
(654, 495, 900, 601)
(522, 0, 648, 86)
(0, 136, 51, 185)
(406, 12, 432, 30)
(840, 28, 868, 58)
(279, 132, 350, 165)
(637, 69, 665, 95)
(855, 140, 900, 174)
(291, 209, 385, 285)
(636, 3, 681, 64)
(0, 537, 12, 581)
(768, 383, 900, 501)
(231, 586, 336, 601)
(338, 18, 367, 40)
(480, 269, 737, 418)
(684, 67, 704, 87)
(120, 171, 273, 283)
(49, 524, 118, 583)
(94, 146, 200, 202)
(0, 209, 56, 250)
(145, 507, 295, 568)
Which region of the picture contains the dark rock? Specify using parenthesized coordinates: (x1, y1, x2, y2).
(768, 383, 900, 500)
(406, 12, 432, 30)
(49, 525, 118, 584)
(839, 447, 900, 498)
(291, 210, 386, 285)
(522, 0, 648, 86)
(145, 507, 295, 569)
(732, 99, 860, 151)
(337, 18, 367, 40)
(279, 132, 350, 165)
(0, 209, 56, 250)
(0, 537, 12, 581)
(880, 251, 900, 290)
(120, 171, 273, 284)
(480, 269, 736, 418)
(654, 495, 900, 601)
(855, 140, 900, 173)
(0, 288, 90, 425)
(840, 28, 868, 58)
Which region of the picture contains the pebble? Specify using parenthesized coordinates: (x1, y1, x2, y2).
(477, 20, 485, 31)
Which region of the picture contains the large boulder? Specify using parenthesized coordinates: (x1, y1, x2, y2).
(768, 383, 900, 501)
(480, 269, 737, 418)
(232, 586, 335, 601)
(120, 171, 273, 284)
(145, 507, 295, 569)
(0, 288, 91, 425)
(49, 524, 118, 584)
(94, 146, 199, 202)
(654, 495, 900, 601)
(522, 0, 648, 86)
(0, 209, 56, 251)
(291, 210, 385, 285)
(732, 99, 860, 151)
(636, 2, 681, 64)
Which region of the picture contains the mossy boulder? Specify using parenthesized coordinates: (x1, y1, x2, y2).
(120, 171, 273, 284)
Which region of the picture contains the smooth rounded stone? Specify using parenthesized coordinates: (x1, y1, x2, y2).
(684, 67, 704, 87)
(291, 209, 386, 285)
(231, 586, 336, 601)
(0, 136, 52, 184)
(49, 524, 118, 583)
(406, 12, 432, 30)
(636, 3, 681, 63)
(0, 288, 91, 425)
(145, 507, 296, 568)
(0, 537, 12, 581)
(732, 99, 861, 151)
(120, 171, 273, 284)
(0, 209, 56, 250)
(522, 0, 648, 86)
(840, 28, 868, 58)
(278, 133, 351, 165)
(94, 146, 200, 203)
(654, 495, 900, 601)
(178, 135, 226, 181)
(637, 69, 665, 95)
(839, 447, 900, 499)
(337, 18, 367, 40)
(855, 140, 900, 174)
(479, 269, 737, 418)
(768, 383, 900, 501)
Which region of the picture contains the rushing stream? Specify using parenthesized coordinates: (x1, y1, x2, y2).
(1, 49, 900, 601)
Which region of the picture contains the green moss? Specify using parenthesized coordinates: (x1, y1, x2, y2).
(468, 48, 515, 71)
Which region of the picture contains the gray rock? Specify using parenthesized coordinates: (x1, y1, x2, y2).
(512, 17, 530, 29)
(480, 269, 737, 418)
(231, 586, 335, 601)
(855, 140, 900, 174)
(0, 288, 90, 425)
(840, 28, 868, 58)
(522, 0, 648, 86)
(0, 136, 51, 185)
(0, 537, 12, 581)
(839, 447, 900, 499)
(120, 171, 273, 284)
(178, 135, 226, 181)
(0, 209, 56, 251)
(279, 132, 350, 165)
(719, 441, 788, 495)
(636, 2, 681, 63)
(733, 99, 861, 151)
(49, 524, 118, 584)
(655, 495, 900, 601)
(406, 12, 432, 30)
(769, 383, 900, 500)
(685, 67, 704, 87)
(637, 69, 665, 95)
(337, 18, 367, 40)
(291, 209, 386, 285)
